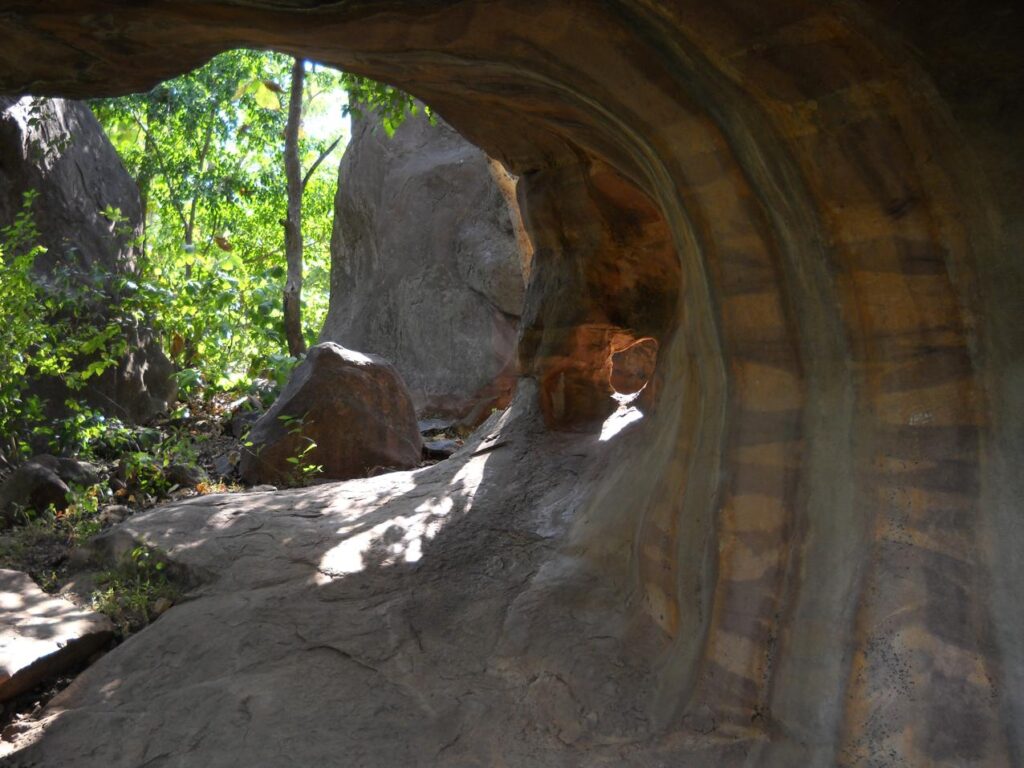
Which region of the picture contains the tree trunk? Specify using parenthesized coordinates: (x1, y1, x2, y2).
(283, 57, 306, 357)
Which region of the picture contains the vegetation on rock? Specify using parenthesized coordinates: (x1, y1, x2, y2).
(0, 50, 417, 634)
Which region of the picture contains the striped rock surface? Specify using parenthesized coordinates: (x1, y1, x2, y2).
(0, 2, 1020, 765)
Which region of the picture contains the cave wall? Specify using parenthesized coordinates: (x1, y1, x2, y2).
(0, 1, 1021, 764)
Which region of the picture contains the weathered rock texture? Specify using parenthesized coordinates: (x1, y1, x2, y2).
(0, 96, 174, 424)
(239, 343, 422, 485)
(0, 2, 1022, 766)
(0, 569, 113, 702)
(321, 106, 526, 423)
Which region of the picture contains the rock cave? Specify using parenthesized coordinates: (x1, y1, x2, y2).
(0, 1, 1022, 766)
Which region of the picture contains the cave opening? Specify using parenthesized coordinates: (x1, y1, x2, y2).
(1, 2, 1021, 766)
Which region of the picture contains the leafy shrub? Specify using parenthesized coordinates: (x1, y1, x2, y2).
(0, 193, 134, 461)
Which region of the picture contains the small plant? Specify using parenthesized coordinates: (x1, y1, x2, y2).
(0, 516, 66, 591)
(278, 412, 323, 486)
(61, 483, 112, 546)
(91, 544, 178, 635)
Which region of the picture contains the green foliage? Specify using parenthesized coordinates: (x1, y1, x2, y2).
(341, 74, 421, 137)
(89, 51, 404, 393)
(0, 50, 415, 465)
(278, 412, 323, 485)
(91, 544, 178, 635)
(0, 193, 134, 460)
(113, 426, 202, 502)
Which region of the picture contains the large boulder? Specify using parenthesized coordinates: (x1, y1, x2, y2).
(320, 106, 527, 425)
(239, 343, 422, 486)
(0, 96, 174, 424)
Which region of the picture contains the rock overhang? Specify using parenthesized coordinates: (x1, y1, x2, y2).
(0, 2, 1022, 765)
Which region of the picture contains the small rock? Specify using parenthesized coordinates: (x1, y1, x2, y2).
(163, 463, 207, 488)
(59, 572, 100, 600)
(0, 569, 114, 702)
(2, 718, 31, 742)
(151, 597, 173, 617)
(247, 485, 278, 493)
(0, 461, 70, 527)
(98, 504, 131, 526)
(247, 377, 278, 407)
(417, 418, 455, 436)
(212, 451, 240, 480)
(423, 438, 462, 460)
(230, 409, 262, 440)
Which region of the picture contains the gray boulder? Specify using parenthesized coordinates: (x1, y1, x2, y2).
(320, 106, 526, 424)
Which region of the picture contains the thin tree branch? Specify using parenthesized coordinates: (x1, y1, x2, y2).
(301, 135, 343, 192)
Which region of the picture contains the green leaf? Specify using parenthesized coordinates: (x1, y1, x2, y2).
(232, 79, 256, 101)
(253, 82, 281, 111)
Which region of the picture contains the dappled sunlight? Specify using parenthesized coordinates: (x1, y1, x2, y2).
(317, 453, 491, 579)
(316, 495, 452, 577)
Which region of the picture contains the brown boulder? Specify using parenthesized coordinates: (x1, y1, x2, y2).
(0, 455, 104, 527)
(0, 463, 68, 527)
(239, 343, 422, 486)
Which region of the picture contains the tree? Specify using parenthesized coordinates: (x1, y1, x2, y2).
(283, 58, 306, 357)
(92, 50, 418, 392)
(282, 59, 346, 357)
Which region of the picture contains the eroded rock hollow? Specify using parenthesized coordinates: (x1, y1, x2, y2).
(0, 1, 1021, 766)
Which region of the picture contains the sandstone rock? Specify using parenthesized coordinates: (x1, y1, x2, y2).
(2, 3, 1024, 767)
(27, 455, 102, 489)
(320, 106, 524, 424)
(417, 418, 455, 437)
(97, 505, 130, 526)
(151, 597, 173, 617)
(0, 97, 138, 276)
(239, 343, 422, 485)
(0, 96, 174, 424)
(0, 454, 109, 526)
(211, 452, 238, 480)
(0, 569, 113, 702)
